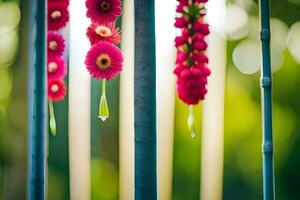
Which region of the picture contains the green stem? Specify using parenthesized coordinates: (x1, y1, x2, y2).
(98, 80, 109, 121)
(48, 100, 56, 136)
(102, 79, 106, 95)
(259, 0, 275, 199)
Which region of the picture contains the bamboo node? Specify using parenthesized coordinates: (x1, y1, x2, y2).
(262, 141, 273, 153)
(260, 29, 270, 41)
(260, 77, 271, 88)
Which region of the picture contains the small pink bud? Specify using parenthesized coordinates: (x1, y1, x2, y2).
(193, 33, 204, 41)
(193, 41, 208, 51)
(176, 52, 188, 63)
(201, 66, 211, 76)
(193, 22, 210, 36)
(175, 17, 188, 28)
(191, 68, 202, 78)
(192, 53, 209, 63)
(180, 69, 192, 79)
(175, 35, 188, 47)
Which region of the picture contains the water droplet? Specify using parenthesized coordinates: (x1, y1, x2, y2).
(98, 95, 109, 121)
(98, 93, 109, 121)
(187, 105, 196, 138)
(191, 131, 196, 138)
(98, 80, 109, 121)
(98, 115, 108, 121)
(48, 100, 57, 136)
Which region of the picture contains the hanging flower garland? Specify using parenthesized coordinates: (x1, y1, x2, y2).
(47, 0, 70, 135)
(174, 0, 211, 137)
(84, 0, 124, 121)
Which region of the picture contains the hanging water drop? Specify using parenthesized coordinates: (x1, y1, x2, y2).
(187, 105, 196, 138)
(191, 131, 196, 138)
(98, 80, 109, 121)
(48, 100, 57, 136)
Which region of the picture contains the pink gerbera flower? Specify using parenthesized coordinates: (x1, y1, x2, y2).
(48, 79, 67, 102)
(47, 32, 65, 56)
(86, 22, 121, 45)
(85, 41, 123, 80)
(47, 56, 67, 80)
(86, 0, 122, 23)
(48, 2, 69, 30)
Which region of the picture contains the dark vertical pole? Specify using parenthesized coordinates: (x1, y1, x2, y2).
(27, 0, 47, 199)
(259, 0, 275, 199)
(134, 0, 157, 199)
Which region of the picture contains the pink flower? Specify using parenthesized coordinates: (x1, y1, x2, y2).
(48, 2, 69, 30)
(192, 53, 209, 63)
(86, 0, 122, 23)
(85, 41, 123, 80)
(193, 21, 210, 36)
(176, 69, 209, 104)
(48, 0, 69, 6)
(86, 22, 121, 45)
(176, 51, 188, 64)
(174, 0, 210, 105)
(174, 17, 188, 28)
(192, 40, 207, 51)
(173, 63, 189, 76)
(175, 35, 188, 47)
(176, 1, 188, 13)
(47, 56, 67, 80)
(48, 79, 67, 102)
(47, 32, 65, 56)
(197, 65, 211, 76)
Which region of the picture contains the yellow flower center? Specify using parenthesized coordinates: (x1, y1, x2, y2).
(51, 84, 59, 93)
(48, 62, 58, 73)
(100, 1, 111, 11)
(96, 54, 111, 69)
(51, 10, 62, 20)
(95, 26, 112, 37)
(49, 41, 58, 50)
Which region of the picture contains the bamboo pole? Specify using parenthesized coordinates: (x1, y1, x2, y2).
(155, 0, 176, 199)
(200, 34, 226, 200)
(69, 0, 91, 199)
(119, 0, 134, 199)
(259, 0, 275, 199)
(200, 0, 226, 199)
(27, 0, 47, 199)
(134, 0, 157, 199)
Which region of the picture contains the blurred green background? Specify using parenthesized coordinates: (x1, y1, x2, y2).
(1, 0, 300, 199)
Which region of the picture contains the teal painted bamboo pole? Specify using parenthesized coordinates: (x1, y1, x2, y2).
(27, 0, 47, 199)
(259, 0, 275, 199)
(134, 0, 157, 199)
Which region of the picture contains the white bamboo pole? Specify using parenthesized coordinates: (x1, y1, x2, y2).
(119, 0, 134, 199)
(69, 0, 91, 199)
(155, 0, 176, 199)
(200, 0, 226, 199)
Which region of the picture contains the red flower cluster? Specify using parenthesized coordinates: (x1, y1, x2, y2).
(174, 0, 211, 105)
(84, 0, 123, 80)
(47, 0, 70, 101)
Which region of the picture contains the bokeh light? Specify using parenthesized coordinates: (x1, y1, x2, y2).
(0, 27, 19, 66)
(232, 39, 261, 74)
(288, 21, 300, 64)
(270, 18, 289, 50)
(0, 68, 12, 101)
(226, 4, 249, 40)
(0, 2, 21, 29)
